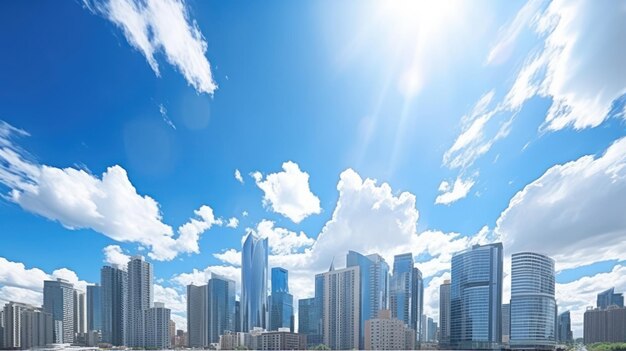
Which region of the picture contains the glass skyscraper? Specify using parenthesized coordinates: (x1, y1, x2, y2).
(208, 274, 236, 342)
(186, 284, 207, 347)
(597, 287, 624, 309)
(557, 310, 572, 343)
(450, 243, 503, 350)
(43, 278, 75, 343)
(346, 250, 389, 349)
(101, 265, 127, 346)
(510, 252, 556, 350)
(86, 284, 102, 332)
(127, 256, 153, 347)
(241, 233, 268, 332)
(390, 253, 414, 328)
(412, 267, 424, 342)
(439, 279, 451, 347)
(269, 267, 294, 332)
(298, 297, 322, 346)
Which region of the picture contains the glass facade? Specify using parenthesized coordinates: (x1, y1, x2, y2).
(87, 284, 102, 332)
(597, 287, 624, 309)
(390, 253, 414, 328)
(101, 265, 127, 346)
(271, 267, 288, 293)
(439, 280, 451, 347)
(557, 310, 572, 343)
(270, 267, 294, 332)
(43, 279, 75, 344)
(412, 267, 423, 341)
(241, 234, 268, 332)
(208, 274, 236, 343)
(450, 243, 503, 350)
(510, 252, 556, 350)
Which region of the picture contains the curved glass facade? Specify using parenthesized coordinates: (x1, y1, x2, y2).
(241, 234, 268, 332)
(510, 252, 556, 350)
(450, 243, 503, 350)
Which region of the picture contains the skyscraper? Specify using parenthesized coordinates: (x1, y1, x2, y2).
(597, 287, 624, 310)
(450, 243, 503, 350)
(144, 302, 171, 349)
(3, 302, 53, 349)
(127, 255, 153, 347)
(321, 265, 360, 350)
(557, 310, 572, 343)
(269, 267, 294, 332)
(43, 278, 75, 343)
(502, 303, 510, 344)
(510, 252, 556, 350)
(412, 267, 424, 342)
(390, 253, 414, 328)
(299, 297, 321, 346)
(439, 279, 451, 347)
(101, 265, 127, 346)
(73, 289, 87, 338)
(187, 284, 208, 347)
(346, 250, 390, 348)
(86, 285, 102, 333)
(208, 274, 236, 343)
(241, 233, 268, 332)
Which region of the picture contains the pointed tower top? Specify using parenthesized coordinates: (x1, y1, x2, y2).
(329, 256, 335, 271)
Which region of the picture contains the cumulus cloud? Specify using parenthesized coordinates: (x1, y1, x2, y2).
(213, 249, 241, 267)
(0, 121, 222, 261)
(496, 136, 626, 271)
(234, 169, 243, 184)
(253, 161, 321, 223)
(226, 217, 238, 228)
(85, 0, 217, 95)
(103, 245, 131, 268)
(435, 177, 475, 205)
(253, 220, 315, 255)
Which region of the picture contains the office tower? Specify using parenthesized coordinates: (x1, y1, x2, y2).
(235, 301, 241, 333)
(364, 309, 415, 350)
(584, 306, 626, 343)
(169, 319, 176, 347)
(101, 265, 127, 346)
(127, 255, 153, 347)
(208, 274, 236, 343)
(269, 267, 294, 332)
(86, 285, 102, 332)
(439, 279, 451, 347)
(597, 287, 624, 310)
(428, 318, 437, 342)
(390, 253, 414, 328)
(502, 303, 510, 344)
(241, 233, 268, 332)
(346, 250, 390, 349)
(510, 252, 556, 350)
(450, 243, 503, 350)
(3, 302, 53, 349)
(187, 284, 207, 347)
(412, 267, 424, 341)
(73, 289, 87, 338)
(144, 302, 171, 349)
(321, 265, 360, 350)
(298, 297, 322, 346)
(313, 271, 325, 345)
(557, 310, 572, 343)
(43, 278, 75, 343)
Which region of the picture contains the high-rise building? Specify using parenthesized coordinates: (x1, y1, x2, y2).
(597, 288, 624, 310)
(364, 309, 415, 350)
(208, 274, 236, 343)
(127, 255, 153, 347)
(584, 306, 626, 343)
(412, 267, 424, 342)
(235, 300, 241, 333)
(43, 278, 75, 343)
(450, 243, 503, 350)
(101, 265, 127, 346)
(0, 308, 4, 348)
(425, 317, 437, 342)
(557, 310, 572, 343)
(502, 303, 510, 344)
(390, 253, 414, 329)
(169, 319, 176, 347)
(241, 233, 268, 332)
(510, 252, 556, 350)
(269, 267, 294, 332)
(439, 279, 451, 347)
(144, 302, 171, 349)
(73, 289, 87, 338)
(86, 285, 102, 332)
(346, 250, 390, 349)
(321, 265, 360, 350)
(187, 284, 207, 347)
(313, 271, 325, 345)
(298, 297, 322, 346)
(3, 302, 53, 349)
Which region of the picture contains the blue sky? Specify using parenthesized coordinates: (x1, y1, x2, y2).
(0, 0, 625, 336)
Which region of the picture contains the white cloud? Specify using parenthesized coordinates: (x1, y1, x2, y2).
(556, 264, 626, 338)
(226, 217, 238, 228)
(213, 249, 241, 267)
(159, 104, 176, 130)
(234, 169, 243, 184)
(0, 121, 222, 261)
(86, 0, 217, 95)
(172, 265, 241, 290)
(253, 220, 315, 255)
(103, 245, 131, 268)
(496, 136, 626, 271)
(253, 161, 321, 223)
(435, 177, 475, 205)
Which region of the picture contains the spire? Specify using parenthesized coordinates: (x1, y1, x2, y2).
(329, 256, 335, 271)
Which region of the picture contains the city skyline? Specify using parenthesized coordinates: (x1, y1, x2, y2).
(1, 0, 626, 343)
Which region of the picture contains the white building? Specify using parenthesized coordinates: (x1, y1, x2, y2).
(127, 256, 153, 347)
(320, 265, 360, 350)
(364, 309, 415, 350)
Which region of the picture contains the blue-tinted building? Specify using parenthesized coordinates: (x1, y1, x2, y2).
(269, 267, 294, 331)
(241, 233, 268, 332)
(101, 265, 127, 346)
(298, 297, 322, 346)
(597, 287, 624, 310)
(208, 274, 236, 343)
(557, 310, 572, 343)
(43, 278, 75, 344)
(346, 250, 389, 349)
(390, 253, 414, 328)
(86, 284, 102, 332)
(412, 267, 424, 342)
(450, 243, 503, 350)
(510, 252, 556, 350)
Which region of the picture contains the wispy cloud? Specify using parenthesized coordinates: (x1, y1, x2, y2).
(435, 177, 476, 205)
(159, 104, 176, 130)
(85, 0, 217, 95)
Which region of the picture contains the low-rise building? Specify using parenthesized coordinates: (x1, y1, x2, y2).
(364, 310, 415, 350)
(584, 306, 626, 344)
